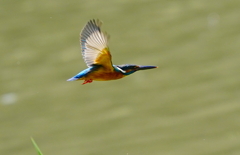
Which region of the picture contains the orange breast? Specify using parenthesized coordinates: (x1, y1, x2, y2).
(85, 71, 125, 81)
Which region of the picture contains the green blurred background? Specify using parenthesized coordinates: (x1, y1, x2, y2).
(1, 0, 240, 155)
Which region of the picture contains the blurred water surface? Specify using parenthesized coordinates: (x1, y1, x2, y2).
(1, 0, 240, 155)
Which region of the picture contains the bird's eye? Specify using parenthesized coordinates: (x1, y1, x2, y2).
(134, 66, 139, 70)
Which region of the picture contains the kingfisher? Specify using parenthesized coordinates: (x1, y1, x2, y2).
(67, 19, 157, 85)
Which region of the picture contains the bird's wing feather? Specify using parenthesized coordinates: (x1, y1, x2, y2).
(80, 19, 113, 71)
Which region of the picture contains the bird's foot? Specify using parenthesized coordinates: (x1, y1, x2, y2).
(82, 79, 93, 85)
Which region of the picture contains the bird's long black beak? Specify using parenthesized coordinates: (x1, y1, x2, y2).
(138, 65, 157, 70)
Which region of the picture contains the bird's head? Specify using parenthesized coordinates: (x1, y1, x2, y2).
(116, 64, 157, 75)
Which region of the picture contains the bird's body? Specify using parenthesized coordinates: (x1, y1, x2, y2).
(67, 19, 157, 85)
(72, 65, 125, 81)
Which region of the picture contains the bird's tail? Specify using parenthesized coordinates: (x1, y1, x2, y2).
(67, 77, 79, 81)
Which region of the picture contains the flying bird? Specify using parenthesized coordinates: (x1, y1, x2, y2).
(67, 19, 157, 85)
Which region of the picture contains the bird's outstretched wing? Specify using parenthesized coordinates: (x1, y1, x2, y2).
(80, 19, 113, 71)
